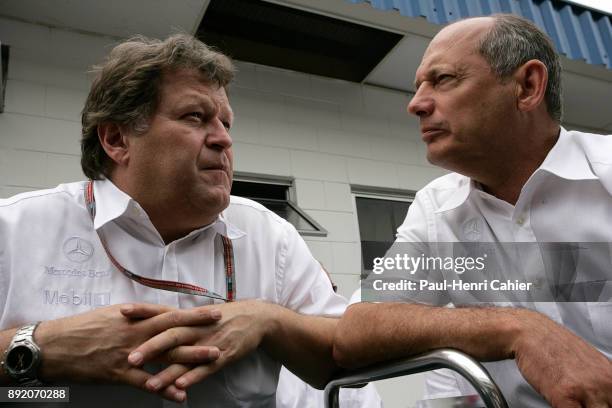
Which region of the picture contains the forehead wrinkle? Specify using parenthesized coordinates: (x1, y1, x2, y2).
(414, 25, 488, 90)
(181, 91, 215, 107)
(414, 66, 440, 90)
(414, 60, 451, 90)
(183, 88, 228, 111)
(414, 41, 457, 89)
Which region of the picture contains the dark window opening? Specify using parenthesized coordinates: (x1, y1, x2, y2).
(1, 43, 9, 113)
(355, 196, 412, 272)
(197, 0, 402, 82)
(232, 178, 326, 236)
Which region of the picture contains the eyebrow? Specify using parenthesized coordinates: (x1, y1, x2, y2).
(414, 67, 441, 91)
(221, 106, 235, 125)
(217, 95, 234, 121)
(178, 93, 216, 110)
(176, 88, 234, 123)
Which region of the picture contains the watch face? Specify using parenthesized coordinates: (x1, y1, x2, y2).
(7, 345, 34, 374)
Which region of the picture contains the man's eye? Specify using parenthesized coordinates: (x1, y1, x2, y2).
(222, 121, 231, 131)
(185, 112, 204, 121)
(436, 74, 453, 84)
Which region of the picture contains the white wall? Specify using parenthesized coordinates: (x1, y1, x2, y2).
(0, 16, 447, 296)
(229, 61, 447, 298)
(0, 16, 451, 407)
(0, 17, 98, 197)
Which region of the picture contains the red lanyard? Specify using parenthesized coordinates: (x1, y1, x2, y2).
(85, 180, 235, 302)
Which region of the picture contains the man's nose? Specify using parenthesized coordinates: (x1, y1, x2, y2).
(407, 86, 434, 117)
(206, 118, 233, 150)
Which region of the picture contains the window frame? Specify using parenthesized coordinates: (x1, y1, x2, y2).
(351, 185, 415, 273)
(352, 185, 415, 204)
(233, 172, 328, 237)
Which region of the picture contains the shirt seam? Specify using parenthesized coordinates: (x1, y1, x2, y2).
(0, 189, 76, 208)
(0, 251, 6, 321)
(275, 222, 290, 305)
(227, 200, 287, 225)
(420, 192, 436, 242)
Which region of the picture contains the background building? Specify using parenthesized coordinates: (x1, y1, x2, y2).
(1, 0, 610, 406)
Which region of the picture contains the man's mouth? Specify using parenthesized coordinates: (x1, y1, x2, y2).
(200, 162, 227, 172)
(421, 127, 447, 142)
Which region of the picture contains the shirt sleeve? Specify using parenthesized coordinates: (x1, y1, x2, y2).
(396, 191, 431, 243)
(277, 222, 347, 316)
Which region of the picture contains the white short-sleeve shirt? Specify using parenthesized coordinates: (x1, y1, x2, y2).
(0, 179, 346, 407)
(395, 128, 612, 407)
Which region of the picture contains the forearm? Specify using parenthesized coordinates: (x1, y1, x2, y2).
(261, 304, 339, 389)
(333, 302, 528, 369)
(3, 304, 204, 386)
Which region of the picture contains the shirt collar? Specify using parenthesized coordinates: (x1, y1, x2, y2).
(537, 127, 598, 181)
(434, 177, 476, 213)
(92, 178, 133, 230)
(92, 179, 245, 240)
(434, 128, 598, 214)
(214, 212, 246, 239)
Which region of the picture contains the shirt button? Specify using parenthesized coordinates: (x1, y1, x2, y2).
(516, 216, 525, 225)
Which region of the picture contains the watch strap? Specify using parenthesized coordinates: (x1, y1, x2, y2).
(2, 322, 43, 385)
(14, 323, 39, 343)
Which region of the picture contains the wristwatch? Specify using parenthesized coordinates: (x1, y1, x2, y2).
(1, 322, 44, 385)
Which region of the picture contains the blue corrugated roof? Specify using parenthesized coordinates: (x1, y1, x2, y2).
(347, 0, 612, 69)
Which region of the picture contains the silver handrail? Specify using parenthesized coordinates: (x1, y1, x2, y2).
(324, 349, 509, 408)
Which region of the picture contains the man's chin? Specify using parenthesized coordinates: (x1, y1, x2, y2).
(188, 184, 229, 209)
(426, 149, 445, 167)
(426, 149, 460, 173)
(207, 187, 231, 210)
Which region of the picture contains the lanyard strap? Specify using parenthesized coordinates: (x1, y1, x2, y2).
(85, 180, 235, 302)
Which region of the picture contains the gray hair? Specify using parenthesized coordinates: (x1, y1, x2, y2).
(477, 14, 563, 122)
(81, 34, 235, 180)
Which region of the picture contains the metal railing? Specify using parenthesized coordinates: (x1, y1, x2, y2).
(324, 349, 508, 408)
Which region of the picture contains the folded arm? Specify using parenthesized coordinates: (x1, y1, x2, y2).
(333, 302, 612, 407)
(0, 303, 221, 402)
(124, 300, 339, 391)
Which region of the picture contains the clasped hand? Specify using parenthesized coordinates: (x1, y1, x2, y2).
(37, 303, 222, 402)
(121, 300, 271, 397)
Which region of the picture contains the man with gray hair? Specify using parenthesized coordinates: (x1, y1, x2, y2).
(334, 14, 612, 407)
(0, 34, 345, 406)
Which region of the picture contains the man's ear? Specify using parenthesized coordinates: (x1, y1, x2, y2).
(98, 123, 130, 167)
(514, 59, 548, 113)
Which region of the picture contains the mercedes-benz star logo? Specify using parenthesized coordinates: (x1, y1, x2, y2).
(63, 237, 94, 263)
(462, 218, 482, 242)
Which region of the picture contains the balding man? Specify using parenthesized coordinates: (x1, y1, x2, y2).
(334, 14, 612, 407)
